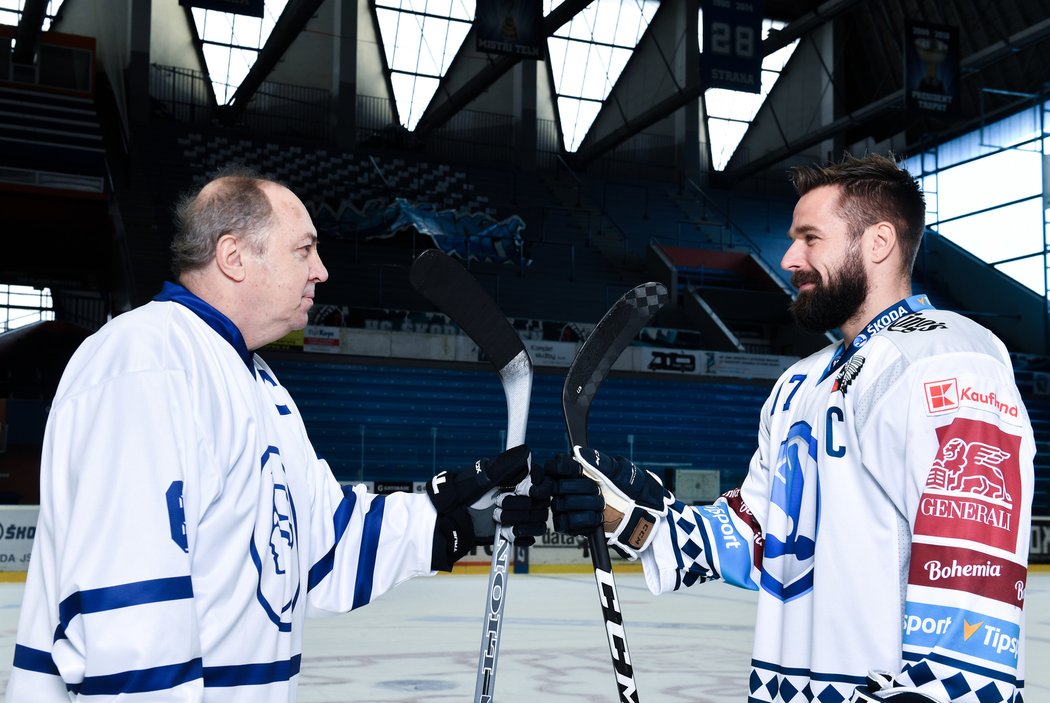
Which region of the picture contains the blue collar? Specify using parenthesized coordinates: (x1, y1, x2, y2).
(154, 281, 254, 374)
(819, 293, 935, 383)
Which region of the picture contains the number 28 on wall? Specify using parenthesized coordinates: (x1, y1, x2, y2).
(710, 21, 755, 58)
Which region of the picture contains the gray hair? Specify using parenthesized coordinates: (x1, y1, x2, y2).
(170, 166, 277, 277)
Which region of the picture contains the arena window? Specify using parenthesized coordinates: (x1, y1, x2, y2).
(0, 285, 54, 333)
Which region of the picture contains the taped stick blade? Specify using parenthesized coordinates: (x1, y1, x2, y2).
(562, 282, 668, 448)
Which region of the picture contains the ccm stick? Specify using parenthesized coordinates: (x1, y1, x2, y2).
(409, 249, 533, 703)
(561, 282, 669, 703)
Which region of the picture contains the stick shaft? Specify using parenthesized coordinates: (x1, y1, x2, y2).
(561, 282, 668, 703)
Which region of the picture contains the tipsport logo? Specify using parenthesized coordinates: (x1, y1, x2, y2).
(760, 422, 820, 602)
(250, 446, 302, 632)
(903, 602, 1020, 667)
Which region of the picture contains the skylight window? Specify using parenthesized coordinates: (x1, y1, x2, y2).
(546, 0, 659, 152)
(191, 0, 288, 106)
(0, 0, 65, 31)
(374, 0, 474, 131)
(702, 17, 798, 171)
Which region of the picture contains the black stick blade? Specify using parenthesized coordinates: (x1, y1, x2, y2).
(562, 282, 668, 448)
(409, 249, 524, 371)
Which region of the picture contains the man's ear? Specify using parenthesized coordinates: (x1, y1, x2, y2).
(215, 233, 246, 282)
(868, 221, 897, 265)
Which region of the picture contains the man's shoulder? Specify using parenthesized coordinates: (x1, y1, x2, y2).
(876, 308, 1007, 362)
(55, 301, 202, 397)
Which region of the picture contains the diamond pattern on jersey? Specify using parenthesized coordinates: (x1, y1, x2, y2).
(746, 667, 853, 702)
(666, 501, 712, 588)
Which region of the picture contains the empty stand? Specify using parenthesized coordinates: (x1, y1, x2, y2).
(266, 356, 767, 496)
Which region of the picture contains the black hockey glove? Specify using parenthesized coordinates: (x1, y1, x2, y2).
(544, 453, 604, 535)
(545, 447, 673, 559)
(426, 444, 550, 571)
(850, 672, 942, 702)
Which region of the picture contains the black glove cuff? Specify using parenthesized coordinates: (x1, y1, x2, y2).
(431, 505, 478, 572)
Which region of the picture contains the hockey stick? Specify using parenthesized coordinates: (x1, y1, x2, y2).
(409, 249, 532, 703)
(561, 282, 669, 703)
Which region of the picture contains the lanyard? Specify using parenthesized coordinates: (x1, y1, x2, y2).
(818, 294, 935, 383)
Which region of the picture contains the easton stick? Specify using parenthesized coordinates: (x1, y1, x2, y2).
(409, 249, 532, 703)
(561, 282, 669, 703)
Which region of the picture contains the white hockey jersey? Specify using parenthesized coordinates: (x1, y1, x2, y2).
(641, 296, 1033, 703)
(7, 282, 438, 702)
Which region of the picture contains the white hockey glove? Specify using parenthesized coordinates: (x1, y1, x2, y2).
(572, 446, 674, 559)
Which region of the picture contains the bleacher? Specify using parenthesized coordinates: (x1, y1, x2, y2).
(266, 356, 768, 494)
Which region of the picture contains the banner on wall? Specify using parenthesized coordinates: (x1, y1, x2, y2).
(475, 0, 544, 59)
(1033, 515, 1050, 565)
(702, 0, 764, 94)
(0, 506, 37, 571)
(905, 21, 959, 116)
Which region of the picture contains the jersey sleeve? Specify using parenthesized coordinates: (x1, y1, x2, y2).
(301, 466, 437, 617)
(857, 351, 1033, 702)
(7, 370, 207, 702)
(640, 381, 777, 595)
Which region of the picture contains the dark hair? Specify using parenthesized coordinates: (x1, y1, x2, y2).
(790, 153, 926, 278)
(170, 165, 275, 277)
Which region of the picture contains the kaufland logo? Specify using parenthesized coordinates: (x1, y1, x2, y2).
(924, 379, 958, 414)
(924, 379, 1019, 418)
(960, 387, 1020, 418)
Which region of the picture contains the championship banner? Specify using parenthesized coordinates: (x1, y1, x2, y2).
(178, 0, 264, 17)
(905, 21, 959, 116)
(702, 0, 764, 94)
(475, 0, 543, 59)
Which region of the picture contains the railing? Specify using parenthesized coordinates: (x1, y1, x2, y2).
(682, 177, 761, 254)
(149, 64, 331, 139)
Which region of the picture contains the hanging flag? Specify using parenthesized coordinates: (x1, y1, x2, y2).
(475, 0, 544, 60)
(905, 21, 959, 116)
(702, 0, 764, 94)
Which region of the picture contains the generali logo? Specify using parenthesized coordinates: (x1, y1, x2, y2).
(923, 378, 1020, 419)
(915, 418, 1023, 552)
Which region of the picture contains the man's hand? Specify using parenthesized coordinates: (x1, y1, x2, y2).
(426, 445, 550, 571)
(545, 446, 673, 559)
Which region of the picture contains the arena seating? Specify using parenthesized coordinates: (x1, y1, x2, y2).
(266, 356, 766, 495)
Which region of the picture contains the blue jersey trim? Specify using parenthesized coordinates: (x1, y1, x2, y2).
(55, 576, 194, 642)
(12, 644, 60, 676)
(155, 281, 253, 373)
(256, 364, 291, 414)
(307, 486, 359, 591)
(203, 654, 302, 688)
(751, 658, 868, 685)
(902, 649, 1023, 686)
(352, 496, 386, 610)
(73, 658, 202, 695)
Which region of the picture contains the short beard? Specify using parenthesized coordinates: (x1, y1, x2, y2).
(788, 247, 869, 333)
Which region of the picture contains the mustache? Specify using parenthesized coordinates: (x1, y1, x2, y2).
(791, 270, 823, 288)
